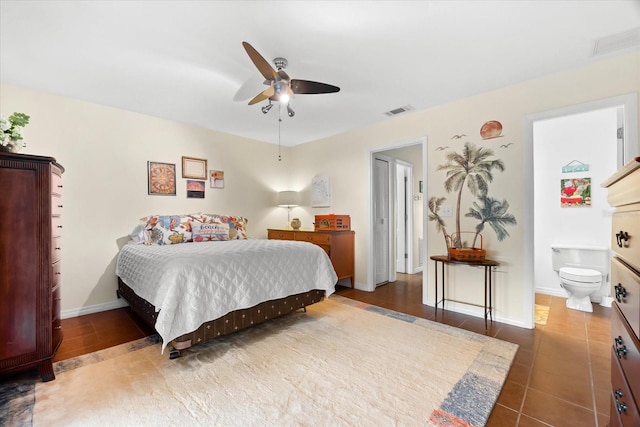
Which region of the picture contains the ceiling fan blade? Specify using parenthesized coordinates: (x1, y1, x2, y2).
(242, 42, 278, 81)
(290, 79, 340, 95)
(248, 86, 275, 105)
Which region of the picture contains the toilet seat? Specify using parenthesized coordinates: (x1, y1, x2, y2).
(559, 267, 601, 283)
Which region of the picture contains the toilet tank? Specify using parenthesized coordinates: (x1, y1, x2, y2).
(551, 244, 611, 277)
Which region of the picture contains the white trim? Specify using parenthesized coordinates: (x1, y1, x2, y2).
(61, 298, 129, 319)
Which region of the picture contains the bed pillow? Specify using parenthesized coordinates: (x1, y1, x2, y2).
(191, 221, 230, 242)
(136, 214, 192, 245)
(202, 214, 249, 240)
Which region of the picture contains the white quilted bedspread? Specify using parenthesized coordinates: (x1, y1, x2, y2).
(115, 239, 337, 351)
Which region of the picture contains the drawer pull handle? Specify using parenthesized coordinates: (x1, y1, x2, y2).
(615, 231, 629, 248)
(55, 272, 61, 275)
(55, 247, 61, 250)
(57, 225, 63, 228)
(57, 205, 63, 208)
(614, 336, 627, 359)
(614, 388, 624, 398)
(614, 284, 627, 303)
(616, 401, 628, 414)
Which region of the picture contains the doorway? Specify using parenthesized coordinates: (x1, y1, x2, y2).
(523, 93, 639, 328)
(370, 140, 426, 291)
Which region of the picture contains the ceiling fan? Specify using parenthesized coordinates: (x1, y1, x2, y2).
(242, 42, 340, 117)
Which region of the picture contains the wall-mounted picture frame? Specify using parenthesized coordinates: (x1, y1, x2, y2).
(181, 156, 208, 179)
(186, 180, 205, 198)
(147, 161, 176, 196)
(210, 170, 224, 188)
(311, 175, 331, 207)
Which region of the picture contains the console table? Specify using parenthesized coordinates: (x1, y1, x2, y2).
(430, 255, 499, 327)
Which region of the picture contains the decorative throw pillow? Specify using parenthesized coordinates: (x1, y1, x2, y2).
(191, 221, 230, 242)
(203, 214, 249, 239)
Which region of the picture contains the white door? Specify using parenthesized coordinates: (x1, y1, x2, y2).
(396, 161, 413, 274)
(373, 155, 391, 285)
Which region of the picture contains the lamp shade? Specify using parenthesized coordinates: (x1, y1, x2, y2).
(278, 191, 299, 207)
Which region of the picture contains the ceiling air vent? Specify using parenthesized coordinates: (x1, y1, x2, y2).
(385, 105, 414, 117)
(593, 27, 640, 57)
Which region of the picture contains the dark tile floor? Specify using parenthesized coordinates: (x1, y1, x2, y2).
(54, 273, 612, 426)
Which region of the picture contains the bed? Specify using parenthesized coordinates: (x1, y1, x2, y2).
(115, 214, 337, 358)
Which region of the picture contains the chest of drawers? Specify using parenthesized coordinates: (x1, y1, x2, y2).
(603, 157, 640, 426)
(267, 228, 354, 287)
(0, 152, 64, 382)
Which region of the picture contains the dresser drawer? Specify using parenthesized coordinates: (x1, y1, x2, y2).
(267, 229, 294, 240)
(294, 231, 331, 245)
(51, 236, 62, 263)
(612, 208, 640, 271)
(611, 347, 640, 427)
(52, 194, 63, 216)
(52, 284, 61, 323)
(611, 305, 640, 396)
(51, 215, 63, 238)
(51, 171, 63, 197)
(52, 261, 62, 286)
(611, 257, 640, 337)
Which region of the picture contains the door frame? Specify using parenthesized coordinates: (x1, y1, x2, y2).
(522, 93, 638, 328)
(368, 137, 428, 292)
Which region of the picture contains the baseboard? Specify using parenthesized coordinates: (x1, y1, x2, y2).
(534, 287, 567, 298)
(61, 298, 129, 319)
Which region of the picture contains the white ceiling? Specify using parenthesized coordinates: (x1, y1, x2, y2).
(1, 1, 639, 146)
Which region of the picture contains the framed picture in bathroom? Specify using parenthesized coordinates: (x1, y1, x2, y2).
(560, 177, 591, 207)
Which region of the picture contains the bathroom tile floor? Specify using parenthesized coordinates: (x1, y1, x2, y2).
(53, 273, 611, 426)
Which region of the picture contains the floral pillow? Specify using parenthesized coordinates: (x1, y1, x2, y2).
(135, 214, 193, 245)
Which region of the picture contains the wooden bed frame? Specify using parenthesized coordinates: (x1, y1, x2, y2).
(116, 277, 326, 358)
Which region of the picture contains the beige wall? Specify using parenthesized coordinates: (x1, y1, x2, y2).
(292, 52, 640, 326)
(1, 85, 293, 314)
(1, 52, 638, 326)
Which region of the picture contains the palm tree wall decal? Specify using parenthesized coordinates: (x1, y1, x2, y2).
(428, 196, 450, 248)
(465, 195, 517, 247)
(437, 142, 506, 246)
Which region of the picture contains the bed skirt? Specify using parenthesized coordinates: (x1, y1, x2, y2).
(116, 277, 326, 356)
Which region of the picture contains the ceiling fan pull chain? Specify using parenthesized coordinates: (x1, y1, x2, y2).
(278, 104, 282, 162)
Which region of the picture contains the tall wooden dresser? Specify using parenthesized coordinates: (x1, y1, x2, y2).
(602, 157, 640, 427)
(0, 152, 64, 382)
(267, 228, 355, 287)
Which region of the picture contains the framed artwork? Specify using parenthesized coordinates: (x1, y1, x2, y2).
(147, 161, 176, 196)
(186, 180, 205, 198)
(181, 156, 208, 179)
(210, 170, 225, 188)
(311, 175, 331, 207)
(560, 177, 591, 207)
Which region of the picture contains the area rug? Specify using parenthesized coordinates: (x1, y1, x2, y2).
(1, 296, 517, 427)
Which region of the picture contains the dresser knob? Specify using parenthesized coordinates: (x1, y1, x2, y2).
(614, 388, 624, 398)
(616, 401, 628, 414)
(614, 284, 627, 303)
(615, 231, 629, 248)
(614, 336, 627, 359)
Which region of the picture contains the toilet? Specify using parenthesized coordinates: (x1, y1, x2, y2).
(551, 244, 610, 312)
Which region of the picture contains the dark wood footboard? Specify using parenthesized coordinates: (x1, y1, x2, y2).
(116, 277, 325, 356)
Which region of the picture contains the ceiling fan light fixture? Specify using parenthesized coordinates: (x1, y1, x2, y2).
(261, 102, 273, 114)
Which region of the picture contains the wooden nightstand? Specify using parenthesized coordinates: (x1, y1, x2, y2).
(268, 228, 355, 287)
